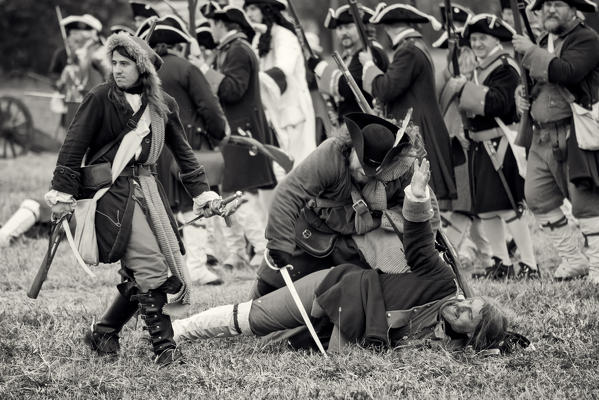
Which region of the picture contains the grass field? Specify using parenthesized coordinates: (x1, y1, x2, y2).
(1, 152, 598, 399)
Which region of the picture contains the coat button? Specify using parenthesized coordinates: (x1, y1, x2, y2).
(71, 174, 75, 178)
(145, 138, 150, 143)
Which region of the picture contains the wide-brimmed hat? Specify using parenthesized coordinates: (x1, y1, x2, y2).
(323, 4, 375, 29)
(462, 14, 516, 42)
(243, 0, 287, 11)
(130, 1, 160, 19)
(370, 3, 443, 31)
(196, 21, 216, 50)
(142, 15, 192, 46)
(212, 6, 256, 42)
(61, 14, 103, 32)
(106, 32, 163, 72)
(344, 113, 409, 177)
(529, 0, 597, 12)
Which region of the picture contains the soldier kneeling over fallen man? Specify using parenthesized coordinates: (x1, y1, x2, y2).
(173, 159, 528, 354)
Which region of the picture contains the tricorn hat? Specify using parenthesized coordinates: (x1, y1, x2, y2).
(200, 1, 222, 18)
(212, 6, 256, 42)
(323, 4, 375, 29)
(61, 14, 103, 33)
(143, 15, 192, 46)
(344, 113, 409, 177)
(370, 3, 443, 31)
(529, 0, 597, 12)
(196, 21, 216, 50)
(243, 0, 287, 11)
(439, 2, 473, 26)
(462, 14, 516, 42)
(130, 1, 160, 19)
(432, 27, 469, 48)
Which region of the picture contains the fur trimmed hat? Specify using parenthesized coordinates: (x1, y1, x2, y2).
(106, 32, 163, 73)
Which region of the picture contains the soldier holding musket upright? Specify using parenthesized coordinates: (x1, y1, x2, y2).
(359, 4, 457, 202)
(445, 14, 539, 280)
(513, 0, 599, 282)
(307, 3, 387, 124)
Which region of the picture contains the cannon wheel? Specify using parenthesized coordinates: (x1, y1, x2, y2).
(0, 96, 33, 158)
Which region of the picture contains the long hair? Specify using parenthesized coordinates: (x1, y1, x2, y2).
(255, 3, 296, 58)
(108, 46, 170, 119)
(468, 298, 508, 351)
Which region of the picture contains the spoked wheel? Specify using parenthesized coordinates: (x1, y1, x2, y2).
(0, 96, 33, 158)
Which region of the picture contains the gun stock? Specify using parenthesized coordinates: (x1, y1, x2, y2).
(27, 220, 65, 299)
(332, 51, 374, 115)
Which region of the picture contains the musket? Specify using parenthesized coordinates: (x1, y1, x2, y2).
(510, 0, 535, 149)
(144, 17, 159, 44)
(55, 6, 72, 62)
(444, 0, 460, 77)
(178, 191, 245, 229)
(437, 230, 474, 298)
(346, 0, 387, 70)
(225, 129, 295, 173)
(27, 215, 67, 299)
(286, 0, 315, 59)
(332, 51, 374, 115)
(265, 249, 328, 357)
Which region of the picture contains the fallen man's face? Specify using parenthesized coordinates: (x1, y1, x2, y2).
(440, 297, 485, 334)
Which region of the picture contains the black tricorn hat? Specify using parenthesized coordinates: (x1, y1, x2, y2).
(344, 113, 409, 177)
(200, 1, 222, 18)
(243, 0, 286, 11)
(462, 14, 516, 42)
(370, 3, 443, 30)
(196, 21, 216, 50)
(323, 4, 375, 29)
(143, 15, 192, 46)
(130, 1, 160, 19)
(529, 0, 597, 12)
(212, 6, 256, 42)
(439, 2, 473, 26)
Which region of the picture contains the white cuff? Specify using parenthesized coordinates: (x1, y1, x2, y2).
(404, 184, 430, 203)
(44, 190, 75, 207)
(314, 61, 328, 78)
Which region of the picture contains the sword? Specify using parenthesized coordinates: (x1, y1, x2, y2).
(178, 191, 245, 230)
(265, 249, 328, 357)
(482, 140, 520, 216)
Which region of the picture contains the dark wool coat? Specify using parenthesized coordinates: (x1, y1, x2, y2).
(523, 21, 599, 189)
(459, 52, 525, 213)
(155, 53, 227, 212)
(364, 34, 456, 201)
(212, 34, 276, 192)
(314, 194, 457, 346)
(51, 82, 209, 262)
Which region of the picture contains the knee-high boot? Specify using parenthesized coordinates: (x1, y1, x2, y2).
(133, 290, 183, 366)
(172, 301, 253, 342)
(84, 292, 139, 354)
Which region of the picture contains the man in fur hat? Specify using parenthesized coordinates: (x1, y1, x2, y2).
(250, 113, 440, 298)
(46, 32, 230, 366)
(359, 3, 457, 204)
(513, 0, 599, 282)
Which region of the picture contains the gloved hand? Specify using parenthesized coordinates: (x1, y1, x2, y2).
(307, 55, 322, 72)
(193, 191, 221, 217)
(267, 249, 292, 270)
(50, 201, 74, 221)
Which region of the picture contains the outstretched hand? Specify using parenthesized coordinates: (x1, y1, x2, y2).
(410, 159, 430, 199)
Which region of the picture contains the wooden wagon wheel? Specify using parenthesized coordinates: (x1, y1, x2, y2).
(0, 96, 33, 158)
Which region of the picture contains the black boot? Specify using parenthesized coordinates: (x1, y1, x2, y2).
(487, 257, 515, 280)
(84, 292, 139, 355)
(132, 290, 183, 367)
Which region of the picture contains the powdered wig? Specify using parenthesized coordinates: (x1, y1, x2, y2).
(468, 297, 509, 351)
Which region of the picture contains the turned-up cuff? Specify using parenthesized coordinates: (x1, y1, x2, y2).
(179, 166, 210, 198)
(362, 62, 383, 96)
(204, 68, 226, 95)
(51, 165, 81, 197)
(402, 185, 433, 223)
(522, 45, 556, 83)
(459, 81, 489, 116)
(265, 67, 287, 94)
(317, 62, 342, 98)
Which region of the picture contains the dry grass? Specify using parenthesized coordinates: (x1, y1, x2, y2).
(1, 153, 598, 400)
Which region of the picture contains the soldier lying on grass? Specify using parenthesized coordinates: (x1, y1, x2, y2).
(173, 159, 527, 354)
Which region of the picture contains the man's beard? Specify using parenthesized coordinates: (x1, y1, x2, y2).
(340, 37, 355, 50)
(544, 15, 567, 34)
